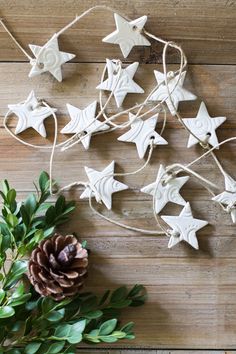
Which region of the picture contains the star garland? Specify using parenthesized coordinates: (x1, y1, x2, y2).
(1, 5, 235, 251)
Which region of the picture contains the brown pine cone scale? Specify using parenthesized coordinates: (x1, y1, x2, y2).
(28, 234, 88, 301)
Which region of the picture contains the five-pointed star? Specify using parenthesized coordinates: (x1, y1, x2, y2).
(161, 202, 208, 249)
(141, 164, 189, 214)
(8, 90, 56, 137)
(118, 113, 168, 159)
(102, 13, 151, 58)
(61, 101, 109, 150)
(80, 161, 128, 210)
(28, 34, 75, 82)
(149, 70, 196, 115)
(182, 102, 226, 148)
(96, 59, 144, 108)
(212, 173, 236, 223)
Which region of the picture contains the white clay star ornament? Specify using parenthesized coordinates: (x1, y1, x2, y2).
(102, 13, 151, 58)
(141, 164, 189, 214)
(118, 113, 168, 159)
(80, 161, 128, 210)
(182, 102, 226, 148)
(212, 173, 236, 223)
(61, 101, 109, 150)
(149, 70, 197, 115)
(29, 34, 75, 81)
(8, 90, 56, 137)
(96, 59, 144, 108)
(161, 202, 208, 249)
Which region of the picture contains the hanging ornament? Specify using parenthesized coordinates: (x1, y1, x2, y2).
(141, 164, 189, 213)
(80, 161, 128, 210)
(182, 102, 226, 148)
(29, 34, 75, 82)
(102, 13, 151, 58)
(161, 202, 208, 249)
(96, 59, 144, 107)
(117, 112, 168, 159)
(8, 90, 56, 137)
(212, 173, 236, 223)
(149, 71, 196, 115)
(61, 101, 109, 150)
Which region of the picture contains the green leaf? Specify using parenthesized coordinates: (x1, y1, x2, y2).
(110, 286, 128, 303)
(6, 213, 18, 228)
(54, 324, 71, 339)
(0, 305, 15, 318)
(39, 171, 50, 193)
(45, 309, 65, 322)
(54, 320, 86, 344)
(20, 205, 30, 226)
(43, 227, 55, 238)
(125, 334, 135, 339)
(100, 335, 118, 343)
(99, 319, 117, 335)
(8, 293, 31, 307)
(24, 194, 37, 217)
(71, 320, 86, 335)
(121, 321, 134, 333)
(7, 189, 17, 210)
(55, 195, 65, 215)
(2, 179, 10, 195)
(83, 310, 103, 319)
(45, 206, 56, 225)
(109, 299, 132, 309)
(11, 283, 24, 298)
(112, 331, 127, 338)
(41, 297, 55, 314)
(128, 284, 145, 297)
(0, 289, 5, 304)
(45, 342, 65, 354)
(99, 290, 110, 306)
(4, 260, 28, 289)
(0, 227, 11, 252)
(67, 333, 82, 344)
(25, 342, 41, 354)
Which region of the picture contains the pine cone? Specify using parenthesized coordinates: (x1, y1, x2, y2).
(28, 234, 88, 301)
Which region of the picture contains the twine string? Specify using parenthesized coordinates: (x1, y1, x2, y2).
(2, 5, 236, 236)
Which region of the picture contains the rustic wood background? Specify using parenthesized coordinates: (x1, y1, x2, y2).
(0, 0, 236, 352)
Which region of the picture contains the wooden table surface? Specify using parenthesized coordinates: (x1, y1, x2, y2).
(0, 0, 236, 352)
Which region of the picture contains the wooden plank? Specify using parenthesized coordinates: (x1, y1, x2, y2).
(1, 0, 236, 352)
(0, 0, 235, 64)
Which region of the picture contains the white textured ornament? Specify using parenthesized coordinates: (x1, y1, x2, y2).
(61, 101, 109, 150)
(8, 90, 56, 137)
(149, 71, 196, 115)
(118, 113, 168, 159)
(102, 13, 151, 58)
(161, 202, 208, 249)
(141, 164, 189, 214)
(182, 102, 226, 148)
(96, 59, 144, 108)
(212, 173, 236, 223)
(28, 34, 75, 82)
(80, 161, 128, 210)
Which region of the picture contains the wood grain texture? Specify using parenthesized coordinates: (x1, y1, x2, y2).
(0, 0, 236, 351)
(0, 0, 235, 64)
